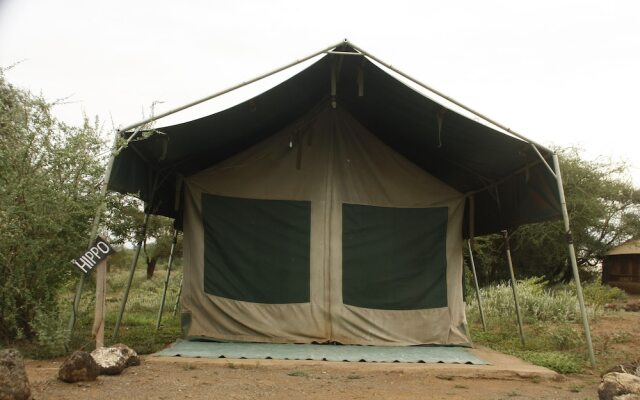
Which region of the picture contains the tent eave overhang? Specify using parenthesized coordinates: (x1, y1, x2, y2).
(107, 41, 561, 236)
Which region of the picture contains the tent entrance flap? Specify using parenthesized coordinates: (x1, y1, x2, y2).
(181, 105, 469, 346)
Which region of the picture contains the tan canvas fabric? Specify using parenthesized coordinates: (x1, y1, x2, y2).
(181, 104, 471, 346)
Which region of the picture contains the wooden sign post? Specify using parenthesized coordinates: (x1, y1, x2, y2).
(71, 236, 115, 349)
(92, 259, 107, 348)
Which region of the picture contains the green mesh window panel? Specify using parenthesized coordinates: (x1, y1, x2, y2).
(342, 204, 448, 310)
(202, 194, 311, 304)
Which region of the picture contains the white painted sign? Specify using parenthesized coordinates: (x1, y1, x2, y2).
(71, 236, 115, 275)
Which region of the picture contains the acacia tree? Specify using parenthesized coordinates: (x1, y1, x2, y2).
(0, 71, 104, 341)
(471, 148, 640, 285)
(105, 193, 180, 278)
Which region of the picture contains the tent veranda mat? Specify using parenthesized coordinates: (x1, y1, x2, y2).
(154, 341, 489, 364)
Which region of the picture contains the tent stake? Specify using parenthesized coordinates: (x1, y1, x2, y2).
(552, 154, 596, 368)
(503, 230, 525, 346)
(172, 276, 183, 316)
(467, 240, 487, 331)
(112, 212, 150, 340)
(156, 230, 179, 331)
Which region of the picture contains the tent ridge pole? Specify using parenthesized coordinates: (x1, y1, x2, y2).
(552, 153, 596, 367)
(345, 41, 552, 154)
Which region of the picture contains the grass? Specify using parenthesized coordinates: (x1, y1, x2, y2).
(10, 261, 632, 379)
(65, 260, 183, 356)
(288, 369, 309, 377)
(466, 279, 629, 374)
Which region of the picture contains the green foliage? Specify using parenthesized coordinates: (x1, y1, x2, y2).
(579, 281, 627, 308)
(511, 351, 583, 374)
(67, 263, 183, 355)
(105, 193, 181, 278)
(470, 148, 640, 284)
(466, 278, 592, 325)
(0, 71, 104, 341)
(30, 306, 68, 358)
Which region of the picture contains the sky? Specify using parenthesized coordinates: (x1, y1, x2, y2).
(1, 0, 639, 185)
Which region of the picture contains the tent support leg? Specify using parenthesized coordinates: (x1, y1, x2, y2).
(467, 240, 487, 331)
(156, 230, 178, 331)
(503, 230, 525, 346)
(68, 134, 119, 338)
(112, 212, 151, 340)
(173, 276, 183, 316)
(552, 154, 596, 368)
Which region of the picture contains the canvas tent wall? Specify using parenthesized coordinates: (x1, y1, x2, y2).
(105, 43, 566, 347)
(181, 105, 467, 345)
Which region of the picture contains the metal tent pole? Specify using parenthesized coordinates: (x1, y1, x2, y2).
(552, 154, 596, 367)
(173, 276, 183, 317)
(155, 230, 179, 331)
(116, 41, 345, 136)
(503, 230, 525, 346)
(112, 212, 151, 340)
(467, 240, 487, 331)
(345, 41, 552, 156)
(67, 135, 119, 336)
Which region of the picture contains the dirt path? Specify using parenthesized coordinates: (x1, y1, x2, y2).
(27, 356, 601, 400)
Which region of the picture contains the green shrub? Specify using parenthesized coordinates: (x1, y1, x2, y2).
(512, 351, 583, 374)
(466, 277, 590, 325)
(30, 306, 68, 358)
(0, 72, 104, 342)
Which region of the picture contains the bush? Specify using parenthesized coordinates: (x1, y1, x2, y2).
(0, 71, 104, 342)
(513, 351, 583, 374)
(30, 307, 68, 358)
(466, 277, 591, 325)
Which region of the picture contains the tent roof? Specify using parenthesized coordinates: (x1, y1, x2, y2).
(108, 43, 561, 236)
(606, 239, 640, 256)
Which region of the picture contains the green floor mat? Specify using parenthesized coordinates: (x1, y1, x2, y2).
(155, 340, 488, 364)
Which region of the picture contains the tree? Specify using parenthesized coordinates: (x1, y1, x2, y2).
(0, 70, 104, 341)
(105, 194, 180, 278)
(471, 148, 640, 285)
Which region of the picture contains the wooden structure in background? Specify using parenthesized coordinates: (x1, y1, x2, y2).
(603, 240, 640, 294)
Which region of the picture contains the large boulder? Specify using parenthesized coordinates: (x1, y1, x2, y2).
(58, 351, 100, 383)
(599, 372, 640, 400)
(0, 349, 31, 400)
(90, 344, 140, 375)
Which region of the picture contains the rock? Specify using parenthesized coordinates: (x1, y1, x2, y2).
(90, 344, 140, 375)
(0, 348, 31, 400)
(599, 372, 640, 400)
(111, 344, 140, 367)
(607, 361, 640, 377)
(58, 351, 100, 383)
(613, 393, 640, 400)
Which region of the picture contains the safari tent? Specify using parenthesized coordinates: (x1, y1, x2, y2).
(79, 41, 593, 361)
